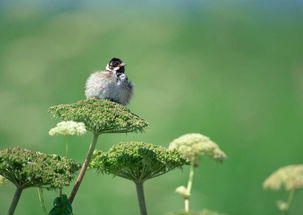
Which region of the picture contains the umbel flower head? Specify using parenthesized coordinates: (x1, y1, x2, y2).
(0, 147, 81, 189)
(49, 121, 87, 136)
(169, 133, 227, 164)
(263, 164, 303, 191)
(90, 142, 188, 183)
(49, 98, 148, 134)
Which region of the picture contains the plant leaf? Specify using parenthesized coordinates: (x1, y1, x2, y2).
(49, 194, 73, 215)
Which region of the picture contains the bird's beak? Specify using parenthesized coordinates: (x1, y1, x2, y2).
(120, 62, 127, 67)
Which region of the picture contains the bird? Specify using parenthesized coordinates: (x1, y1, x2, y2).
(85, 58, 133, 105)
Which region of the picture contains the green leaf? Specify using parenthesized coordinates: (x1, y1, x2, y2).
(49, 194, 73, 215)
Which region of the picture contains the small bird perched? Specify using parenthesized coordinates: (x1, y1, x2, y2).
(85, 58, 133, 105)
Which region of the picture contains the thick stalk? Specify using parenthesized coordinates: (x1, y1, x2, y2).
(69, 133, 100, 203)
(7, 187, 23, 215)
(37, 188, 47, 215)
(185, 164, 195, 213)
(135, 182, 148, 215)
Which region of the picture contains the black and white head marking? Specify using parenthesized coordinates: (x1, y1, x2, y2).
(106, 58, 126, 75)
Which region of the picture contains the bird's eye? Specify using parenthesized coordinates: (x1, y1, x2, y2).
(113, 62, 119, 67)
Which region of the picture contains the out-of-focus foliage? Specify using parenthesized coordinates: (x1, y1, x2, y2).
(90, 142, 188, 182)
(166, 209, 227, 215)
(0, 175, 7, 185)
(0, 147, 81, 189)
(49, 99, 148, 134)
(276, 200, 288, 212)
(49, 194, 73, 215)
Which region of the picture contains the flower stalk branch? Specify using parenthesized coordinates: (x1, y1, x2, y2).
(7, 187, 23, 215)
(184, 164, 195, 212)
(69, 133, 100, 203)
(37, 188, 48, 215)
(282, 190, 296, 215)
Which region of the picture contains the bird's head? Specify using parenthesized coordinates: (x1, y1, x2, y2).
(106, 58, 126, 74)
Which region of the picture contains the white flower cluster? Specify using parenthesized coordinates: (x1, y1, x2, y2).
(49, 121, 87, 136)
(263, 164, 303, 191)
(169, 133, 227, 163)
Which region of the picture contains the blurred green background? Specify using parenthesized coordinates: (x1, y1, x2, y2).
(0, 0, 303, 214)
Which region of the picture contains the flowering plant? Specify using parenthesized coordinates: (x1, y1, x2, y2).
(91, 142, 188, 215)
(49, 98, 148, 204)
(0, 147, 80, 215)
(169, 133, 227, 214)
(263, 164, 303, 214)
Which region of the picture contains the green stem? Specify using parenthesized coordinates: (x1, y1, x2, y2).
(185, 164, 195, 213)
(7, 187, 23, 215)
(65, 137, 69, 158)
(69, 133, 100, 203)
(37, 188, 47, 215)
(135, 182, 148, 215)
(284, 190, 296, 215)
